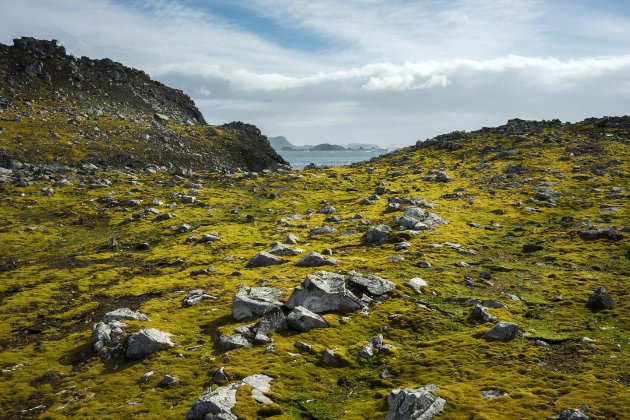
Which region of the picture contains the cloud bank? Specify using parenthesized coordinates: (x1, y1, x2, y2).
(1, 0, 629, 147)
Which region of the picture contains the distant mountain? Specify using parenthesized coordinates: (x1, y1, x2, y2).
(344, 143, 386, 150)
(268, 136, 296, 150)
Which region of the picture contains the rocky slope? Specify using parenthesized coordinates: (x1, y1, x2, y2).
(0, 53, 629, 417)
(0, 37, 287, 172)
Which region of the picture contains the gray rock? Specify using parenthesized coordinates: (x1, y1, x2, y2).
(285, 271, 366, 313)
(138, 371, 154, 383)
(183, 289, 216, 307)
(309, 226, 337, 236)
(158, 374, 179, 388)
(268, 242, 303, 256)
(586, 286, 614, 310)
(91, 322, 112, 351)
(318, 203, 337, 214)
(153, 213, 175, 222)
(186, 382, 240, 420)
(242, 374, 273, 393)
(294, 251, 337, 267)
(320, 349, 339, 365)
(348, 271, 396, 296)
(211, 367, 229, 383)
(255, 306, 288, 342)
(102, 308, 149, 323)
(484, 322, 518, 341)
(284, 234, 299, 244)
(395, 206, 447, 230)
(482, 389, 508, 399)
(287, 306, 328, 332)
(579, 227, 622, 241)
(217, 333, 253, 351)
(406, 277, 428, 293)
(246, 252, 286, 268)
(126, 329, 174, 359)
(385, 384, 446, 420)
(469, 305, 498, 323)
(294, 341, 314, 353)
(232, 286, 284, 320)
(365, 224, 391, 243)
(558, 409, 590, 420)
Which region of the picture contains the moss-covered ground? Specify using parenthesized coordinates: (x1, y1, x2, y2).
(0, 119, 628, 419)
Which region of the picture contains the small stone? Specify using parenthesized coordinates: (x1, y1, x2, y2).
(158, 375, 179, 388)
(138, 371, 154, 383)
(586, 286, 614, 310)
(126, 329, 174, 359)
(484, 322, 518, 341)
(482, 389, 508, 399)
(469, 305, 497, 323)
(211, 367, 229, 383)
(246, 252, 286, 268)
(294, 341, 314, 354)
(320, 349, 339, 365)
(406, 277, 427, 293)
(287, 306, 328, 332)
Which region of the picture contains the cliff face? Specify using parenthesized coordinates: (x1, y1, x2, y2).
(0, 37, 287, 172)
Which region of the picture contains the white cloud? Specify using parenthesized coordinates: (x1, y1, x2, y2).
(0, 0, 629, 147)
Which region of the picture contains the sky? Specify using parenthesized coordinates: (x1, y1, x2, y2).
(1, 0, 630, 147)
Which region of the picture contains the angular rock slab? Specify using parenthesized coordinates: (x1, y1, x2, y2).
(285, 271, 366, 313)
(348, 271, 396, 296)
(484, 322, 518, 341)
(232, 285, 284, 320)
(186, 382, 240, 420)
(365, 224, 391, 243)
(246, 251, 286, 268)
(385, 384, 446, 420)
(395, 206, 448, 231)
(126, 328, 174, 359)
(255, 306, 288, 342)
(294, 251, 337, 267)
(102, 307, 149, 323)
(287, 306, 328, 332)
(586, 286, 614, 310)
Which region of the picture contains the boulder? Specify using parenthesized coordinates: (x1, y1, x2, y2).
(320, 349, 339, 365)
(484, 322, 518, 341)
(318, 203, 337, 214)
(287, 306, 328, 332)
(294, 341, 314, 353)
(102, 307, 149, 323)
(126, 329, 174, 359)
(365, 224, 391, 243)
(183, 289, 216, 307)
(348, 271, 396, 296)
(309, 226, 337, 236)
(558, 408, 590, 420)
(395, 207, 447, 231)
(255, 306, 288, 342)
(586, 286, 614, 310)
(294, 251, 337, 267)
(406, 277, 428, 293)
(217, 333, 253, 351)
(268, 242, 303, 256)
(246, 251, 286, 268)
(469, 305, 498, 323)
(232, 286, 284, 320)
(158, 375, 179, 388)
(186, 382, 240, 420)
(285, 271, 366, 313)
(385, 384, 446, 420)
(284, 234, 299, 244)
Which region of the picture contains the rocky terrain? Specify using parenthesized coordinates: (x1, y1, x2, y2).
(1, 38, 629, 419)
(0, 37, 287, 172)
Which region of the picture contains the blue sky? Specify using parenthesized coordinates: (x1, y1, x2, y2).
(1, 0, 629, 146)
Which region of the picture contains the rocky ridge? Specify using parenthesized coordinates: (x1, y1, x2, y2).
(0, 37, 287, 172)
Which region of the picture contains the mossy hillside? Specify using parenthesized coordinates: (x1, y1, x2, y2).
(1, 119, 629, 419)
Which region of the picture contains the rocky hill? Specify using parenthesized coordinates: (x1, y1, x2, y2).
(0, 45, 629, 418)
(0, 37, 287, 172)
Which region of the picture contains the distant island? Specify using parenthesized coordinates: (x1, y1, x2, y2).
(268, 136, 385, 151)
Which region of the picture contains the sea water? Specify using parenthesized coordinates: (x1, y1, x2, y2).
(277, 149, 390, 169)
